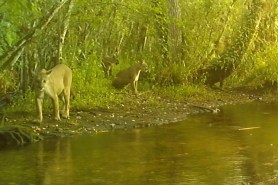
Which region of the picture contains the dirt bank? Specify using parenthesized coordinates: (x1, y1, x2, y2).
(1, 88, 269, 146)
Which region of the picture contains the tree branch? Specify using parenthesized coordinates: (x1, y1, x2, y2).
(0, 0, 70, 70)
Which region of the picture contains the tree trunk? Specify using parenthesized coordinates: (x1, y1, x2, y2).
(207, 0, 238, 60)
(152, 0, 169, 64)
(102, 4, 118, 56)
(168, 0, 182, 63)
(20, 48, 29, 93)
(137, 24, 148, 53)
(58, 0, 74, 64)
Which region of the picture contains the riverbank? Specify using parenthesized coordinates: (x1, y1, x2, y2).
(0, 87, 276, 148)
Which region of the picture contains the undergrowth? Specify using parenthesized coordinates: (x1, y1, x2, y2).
(5, 59, 238, 116)
(7, 80, 221, 116)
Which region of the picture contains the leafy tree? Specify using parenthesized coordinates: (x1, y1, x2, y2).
(0, 0, 277, 99)
(195, 0, 265, 87)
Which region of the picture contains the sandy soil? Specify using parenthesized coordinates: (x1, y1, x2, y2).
(2, 89, 266, 141)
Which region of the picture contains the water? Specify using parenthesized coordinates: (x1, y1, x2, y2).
(1, 102, 278, 185)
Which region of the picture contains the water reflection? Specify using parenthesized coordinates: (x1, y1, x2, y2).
(37, 139, 74, 185)
(1, 102, 278, 184)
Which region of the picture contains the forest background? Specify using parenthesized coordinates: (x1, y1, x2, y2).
(0, 0, 277, 113)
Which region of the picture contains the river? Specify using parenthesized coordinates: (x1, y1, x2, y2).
(1, 102, 278, 185)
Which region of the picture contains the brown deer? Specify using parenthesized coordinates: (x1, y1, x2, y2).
(112, 60, 148, 94)
(101, 55, 119, 77)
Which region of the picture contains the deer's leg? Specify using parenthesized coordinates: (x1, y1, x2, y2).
(36, 91, 44, 122)
(64, 87, 71, 119)
(52, 95, 60, 121)
(133, 80, 138, 94)
(36, 98, 43, 122)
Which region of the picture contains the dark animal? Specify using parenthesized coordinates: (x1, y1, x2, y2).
(101, 56, 119, 77)
(112, 61, 148, 94)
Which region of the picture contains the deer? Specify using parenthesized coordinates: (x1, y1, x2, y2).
(112, 60, 148, 94)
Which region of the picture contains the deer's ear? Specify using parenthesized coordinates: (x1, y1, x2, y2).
(46, 70, 52, 75)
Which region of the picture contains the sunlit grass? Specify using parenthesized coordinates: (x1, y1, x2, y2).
(152, 84, 219, 101)
(7, 80, 225, 115)
(5, 62, 242, 116)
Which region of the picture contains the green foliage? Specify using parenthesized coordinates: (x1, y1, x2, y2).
(153, 83, 217, 101)
(234, 43, 278, 88)
(153, 63, 190, 85)
(6, 89, 35, 114)
(1, 0, 278, 115)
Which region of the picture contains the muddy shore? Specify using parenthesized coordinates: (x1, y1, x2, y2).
(2, 89, 269, 140)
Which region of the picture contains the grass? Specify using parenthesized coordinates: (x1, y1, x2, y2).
(6, 78, 227, 115)
(5, 62, 251, 116)
(152, 83, 219, 102)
